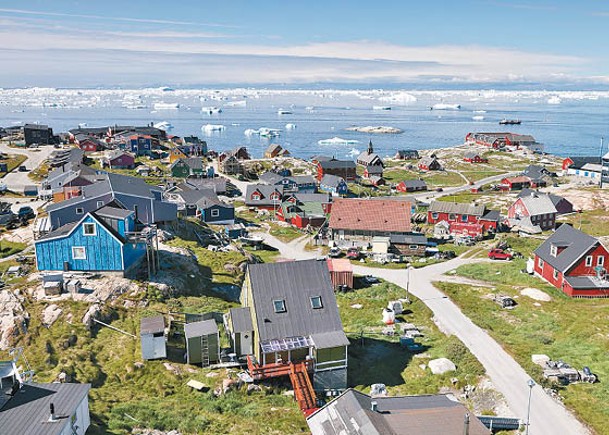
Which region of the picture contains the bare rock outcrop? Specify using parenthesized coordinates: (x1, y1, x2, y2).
(0, 290, 29, 350)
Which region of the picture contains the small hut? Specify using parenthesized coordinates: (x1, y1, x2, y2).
(184, 319, 220, 366)
(140, 315, 167, 360)
(326, 258, 354, 290)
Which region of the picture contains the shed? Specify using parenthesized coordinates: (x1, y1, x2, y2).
(227, 307, 254, 357)
(225, 223, 247, 239)
(66, 279, 82, 294)
(372, 236, 391, 254)
(326, 258, 354, 290)
(184, 319, 220, 366)
(140, 315, 167, 360)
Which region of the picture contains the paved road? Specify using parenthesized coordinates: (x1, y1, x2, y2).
(0, 143, 55, 193)
(411, 171, 518, 202)
(258, 233, 590, 435)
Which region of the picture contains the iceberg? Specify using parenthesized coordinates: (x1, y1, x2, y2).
(225, 100, 247, 107)
(378, 92, 417, 105)
(431, 103, 461, 110)
(472, 115, 484, 121)
(547, 96, 561, 105)
(154, 121, 173, 130)
(244, 127, 281, 137)
(154, 102, 179, 110)
(201, 106, 222, 115)
(285, 123, 296, 130)
(202, 124, 226, 133)
(318, 137, 360, 146)
(372, 105, 391, 111)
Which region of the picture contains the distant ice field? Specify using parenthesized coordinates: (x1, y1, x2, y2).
(1, 88, 607, 159)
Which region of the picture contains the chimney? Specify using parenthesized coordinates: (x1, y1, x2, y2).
(463, 413, 470, 435)
(370, 401, 378, 412)
(49, 403, 56, 421)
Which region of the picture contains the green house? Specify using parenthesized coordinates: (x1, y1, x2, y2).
(170, 157, 205, 178)
(184, 319, 220, 366)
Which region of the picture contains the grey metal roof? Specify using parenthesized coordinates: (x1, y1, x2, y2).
(522, 165, 551, 180)
(311, 155, 334, 162)
(184, 319, 218, 338)
(390, 233, 428, 245)
(534, 224, 599, 273)
(176, 189, 212, 206)
(292, 193, 331, 204)
(357, 151, 383, 165)
(566, 156, 600, 169)
(35, 221, 79, 241)
(247, 259, 346, 346)
(258, 172, 283, 185)
(0, 382, 90, 435)
(518, 193, 557, 216)
(518, 189, 568, 209)
(229, 307, 253, 333)
(307, 389, 490, 435)
(94, 206, 133, 220)
(45, 179, 112, 212)
(172, 157, 204, 171)
(311, 331, 350, 348)
(365, 165, 384, 175)
(401, 179, 427, 189)
(564, 276, 609, 290)
(428, 201, 486, 216)
(178, 177, 228, 194)
(106, 173, 157, 198)
(245, 184, 284, 206)
(292, 175, 316, 185)
(319, 159, 356, 170)
(480, 209, 501, 222)
(140, 315, 165, 334)
(320, 174, 345, 188)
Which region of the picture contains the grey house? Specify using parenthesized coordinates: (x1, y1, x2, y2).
(185, 319, 220, 366)
(46, 173, 177, 228)
(140, 315, 167, 360)
(195, 190, 235, 225)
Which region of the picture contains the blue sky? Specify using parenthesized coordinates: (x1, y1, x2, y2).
(0, 1, 607, 87)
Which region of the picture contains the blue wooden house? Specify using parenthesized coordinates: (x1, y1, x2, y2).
(127, 135, 153, 156)
(319, 174, 348, 196)
(196, 190, 235, 225)
(35, 206, 146, 274)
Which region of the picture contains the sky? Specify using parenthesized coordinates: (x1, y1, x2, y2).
(0, 0, 608, 88)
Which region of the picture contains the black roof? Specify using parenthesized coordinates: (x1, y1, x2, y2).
(533, 224, 599, 273)
(390, 233, 428, 245)
(320, 160, 356, 170)
(247, 260, 347, 347)
(0, 382, 90, 435)
(184, 319, 218, 338)
(566, 156, 600, 169)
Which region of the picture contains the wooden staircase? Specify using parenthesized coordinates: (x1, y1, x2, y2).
(289, 362, 318, 416)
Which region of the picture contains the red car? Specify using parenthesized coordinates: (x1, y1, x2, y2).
(346, 248, 360, 259)
(488, 249, 513, 260)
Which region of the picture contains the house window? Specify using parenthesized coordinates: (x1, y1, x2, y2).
(449, 214, 456, 221)
(273, 299, 286, 313)
(431, 212, 439, 219)
(461, 215, 468, 222)
(598, 256, 605, 267)
(550, 245, 557, 257)
(76, 207, 84, 214)
(310, 296, 323, 309)
(211, 209, 220, 218)
(83, 223, 96, 236)
(538, 257, 544, 268)
(409, 245, 419, 250)
(553, 269, 559, 280)
(252, 193, 261, 201)
(585, 255, 593, 267)
(96, 200, 104, 208)
(72, 247, 86, 260)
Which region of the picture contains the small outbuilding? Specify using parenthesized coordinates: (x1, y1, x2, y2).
(184, 319, 220, 366)
(326, 258, 354, 290)
(140, 315, 167, 360)
(226, 307, 254, 357)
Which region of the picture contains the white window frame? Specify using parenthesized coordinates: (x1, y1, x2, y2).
(273, 299, 286, 313)
(310, 296, 323, 309)
(210, 209, 220, 218)
(72, 246, 86, 260)
(585, 255, 593, 267)
(538, 257, 544, 268)
(550, 245, 557, 257)
(598, 256, 605, 267)
(449, 213, 456, 221)
(553, 269, 559, 280)
(97, 200, 104, 208)
(431, 212, 439, 219)
(83, 223, 96, 236)
(76, 207, 84, 214)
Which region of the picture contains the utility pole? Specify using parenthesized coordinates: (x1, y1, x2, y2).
(600, 137, 605, 189)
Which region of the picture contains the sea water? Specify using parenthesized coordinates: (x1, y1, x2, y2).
(0, 88, 607, 159)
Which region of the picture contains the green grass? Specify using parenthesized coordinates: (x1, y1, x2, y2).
(557, 209, 609, 237)
(0, 240, 27, 258)
(28, 161, 51, 181)
(435, 239, 609, 434)
(268, 223, 304, 243)
(339, 281, 485, 395)
(0, 154, 27, 177)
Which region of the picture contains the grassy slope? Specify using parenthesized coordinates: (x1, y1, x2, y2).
(437, 234, 609, 434)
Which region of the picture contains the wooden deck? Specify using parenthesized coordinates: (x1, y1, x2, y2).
(247, 356, 318, 415)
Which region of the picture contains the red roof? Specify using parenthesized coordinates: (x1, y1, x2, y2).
(328, 198, 411, 233)
(326, 258, 353, 273)
(503, 176, 530, 183)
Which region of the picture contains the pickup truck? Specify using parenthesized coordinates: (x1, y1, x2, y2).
(488, 249, 513, 260)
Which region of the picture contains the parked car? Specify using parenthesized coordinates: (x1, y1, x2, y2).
(0, 183, 7, 193)
(18, 165, 28, 172)
(346, 247, 360, 259)
(363, 275, 380, 284)
(488, 249, 513, 260)
(17, 206, 35, 220)
(329, 247, 342, 258)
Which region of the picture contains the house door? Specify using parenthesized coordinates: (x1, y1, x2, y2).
(338, 230, 345, 240)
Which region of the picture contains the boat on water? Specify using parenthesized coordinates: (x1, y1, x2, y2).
(499, 119, 521, 125)
(153, 102, 179, 110)
(201, 124, 226, 133)
(277, 109, 292, 115)
(372, 105, 391, 111)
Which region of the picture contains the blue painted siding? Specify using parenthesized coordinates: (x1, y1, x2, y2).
(35, 216, 124, 271)
(201, 205, 234, 224)
(123, 241, 146, 270)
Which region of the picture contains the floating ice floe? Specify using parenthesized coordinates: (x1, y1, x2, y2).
(318, 137, 360, 146)
(285, 123, 296, 130)
(372, 105, 391, 111)
(547, 96, 561, 105)
(473, 110, 487, 113)
(378, 92, 417, 105)
(154, 102, 179, 110)
(431, 103, 461, 110)
(346, 148, 360, 158)
(202, 124, 226, 133)
(225, 100, 247, 107)
(154, 121, 173, 130)
(201, 106, 222, 115)
(472, 115, 484, 121)
(244, 127, 281, 137)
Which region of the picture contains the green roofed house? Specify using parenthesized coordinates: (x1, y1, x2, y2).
(238, 259, 349, 394)
(184, 319, 220, 367)
(170, 157, 206, 178)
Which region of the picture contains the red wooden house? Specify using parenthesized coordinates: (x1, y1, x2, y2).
(418, 157, 442, 171)
(533, 224, 609, 297)
(427, 201, 499, 236)
(244, 184, 283, 210)
(500, 176, 532, 191)
(507, 192, 557, 231)
(316, 159, 357, 182)
(463, 152, 488, 163)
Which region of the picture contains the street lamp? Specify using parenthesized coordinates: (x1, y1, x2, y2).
(526, 379, 535, 435)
